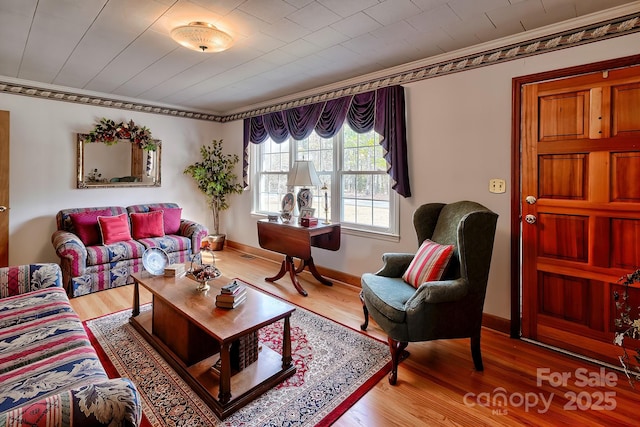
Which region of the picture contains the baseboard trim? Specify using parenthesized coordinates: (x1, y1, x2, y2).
(226, 240, 511, 333)
(482, 312, 511, 335)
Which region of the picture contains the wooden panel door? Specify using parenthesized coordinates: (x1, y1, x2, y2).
(521, 65, 640, 365)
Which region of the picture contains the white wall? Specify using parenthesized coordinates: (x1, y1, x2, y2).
(220, 32, 640, 320)
(0, 95, 222, 265)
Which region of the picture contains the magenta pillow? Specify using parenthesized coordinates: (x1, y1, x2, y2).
(130, 211, 165, 239)
(402, 239, 454, 288)
(149, 207, 182, 235)
(98, 213, 132, 245)
(69, 209, 112, 246)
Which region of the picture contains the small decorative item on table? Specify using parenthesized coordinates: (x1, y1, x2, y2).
(267, 213, 279, 222)
(186, 252, 220, 292)
(164, 263, 186, 277)
(142, 247, 169, 275)
(281, 193, 294, 214)
(299, 207, 315, 224)
(300, 216, 318, 227)
(279, 210, 292, 223)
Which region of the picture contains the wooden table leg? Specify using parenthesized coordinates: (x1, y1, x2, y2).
(218, 342, 232, 404)
(265, 259, 287, 282)
(304, 257, 332, 286)
(282, 316, 292, 368)
(266, 256, 308, 297)
(132, 279, 140, 317)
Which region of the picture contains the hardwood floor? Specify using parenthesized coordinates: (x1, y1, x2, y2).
(71, 248, 639, 426)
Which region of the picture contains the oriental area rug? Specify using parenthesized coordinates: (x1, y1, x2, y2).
(85, 302, 391, 427)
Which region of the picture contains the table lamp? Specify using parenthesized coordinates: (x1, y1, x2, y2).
(287, 160, 321, 213)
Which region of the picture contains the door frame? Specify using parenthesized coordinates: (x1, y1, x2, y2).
(0, 110, 8, 267)
(509, 53, 640, 339)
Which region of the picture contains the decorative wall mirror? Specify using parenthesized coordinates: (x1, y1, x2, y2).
(77, 133, 161, 188)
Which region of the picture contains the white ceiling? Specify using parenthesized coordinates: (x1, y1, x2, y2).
(0, 0, 637, 115)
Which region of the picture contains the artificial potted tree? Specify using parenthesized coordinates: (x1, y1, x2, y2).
(184, 139, 243, 250)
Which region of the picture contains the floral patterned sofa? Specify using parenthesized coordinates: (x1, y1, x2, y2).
(0, 263, 141, 426)
(52, 202, 208, 297)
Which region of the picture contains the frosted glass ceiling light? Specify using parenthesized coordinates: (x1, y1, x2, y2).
(170, 22, 233, 53)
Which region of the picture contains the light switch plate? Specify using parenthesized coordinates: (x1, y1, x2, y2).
(489, 179, 506, 194)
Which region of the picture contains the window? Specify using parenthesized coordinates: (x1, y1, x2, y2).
(254, 126, 397, 235)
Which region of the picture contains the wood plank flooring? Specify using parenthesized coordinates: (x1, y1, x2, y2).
(71, 248, 639, 426)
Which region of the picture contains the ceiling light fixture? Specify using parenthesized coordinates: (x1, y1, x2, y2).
(170, 21, 233, 53)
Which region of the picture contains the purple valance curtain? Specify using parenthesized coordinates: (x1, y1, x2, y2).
(243, 85, 410, 197)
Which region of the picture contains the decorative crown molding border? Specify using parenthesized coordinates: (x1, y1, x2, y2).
(0, 82, 224, 122)
(0, 11, 638, 124)
(224, 12, 640, 122)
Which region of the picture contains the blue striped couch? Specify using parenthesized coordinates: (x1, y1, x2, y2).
(0, 263, 141, 427)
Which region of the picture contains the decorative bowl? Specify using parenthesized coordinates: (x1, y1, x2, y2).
(186, 264, 221, 292)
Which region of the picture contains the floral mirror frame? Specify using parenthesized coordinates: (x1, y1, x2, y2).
(77, 133, 162, 188)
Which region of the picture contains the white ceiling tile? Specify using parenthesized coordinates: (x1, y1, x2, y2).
(409, 28, 452, 55)
(406, 4, 460, 31)
(371, 20, 420, 43)
(239, 0, 297, 24)
(261, 17, 311, 43)
(17, 0, 106, 82)
(165, 58, 275, 104)
(441, 15, 490, 47)
(447, 0, 511, 21)
(0, 0, 38, 16)
(330, 13, 382, 38)
(286, 2, 342, 31)
(84, 33, 179, 94)
(408, 0, 449, 10)
(259, 49, 299, 65)
(303, 26, 349, 48)
(284, 0, 316, 8)
(475, 19, 524, 42)
(486, 0, 546, 28)
(317, 0, 381, 18)
(0, 1, 38, 77)
(278, 38, 323, 57)
(573, 0, 636, 15)
(523, 3, 576, 30)
(363, 0, 421, 25)
(237, 31, 287, 53)
(113, 50, 205, 98)
(188, 0, 247, 15)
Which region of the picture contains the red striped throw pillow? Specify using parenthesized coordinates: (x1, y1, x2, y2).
(402, 239, 454, 288)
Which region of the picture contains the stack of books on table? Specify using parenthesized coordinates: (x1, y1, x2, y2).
(215, 280, 247, 309)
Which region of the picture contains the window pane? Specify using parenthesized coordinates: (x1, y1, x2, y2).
(373, 174, 390, 227)
(254, 127, 393, 234)
(356, 198, 373, 225)
(356, 174, 372, 199)
(256, 138, 291, 213)
(259, 173, 288, 212)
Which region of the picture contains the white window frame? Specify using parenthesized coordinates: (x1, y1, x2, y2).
(252, 128, 399, 238)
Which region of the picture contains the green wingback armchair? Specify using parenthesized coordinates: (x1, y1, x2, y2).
(360, 201, 498, 384)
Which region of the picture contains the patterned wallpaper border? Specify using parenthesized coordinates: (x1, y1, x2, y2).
(0, 12, 638, 124)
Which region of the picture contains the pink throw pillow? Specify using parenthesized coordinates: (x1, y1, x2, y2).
(98, 213, 132, 245)
(402, 239, 454, 288)
(69, 209, 112, 246)
(130, 211, 165, 239)
(149, 207, 182, 235)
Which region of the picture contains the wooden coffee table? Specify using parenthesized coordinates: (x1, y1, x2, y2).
(129, 271, 296, 419)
